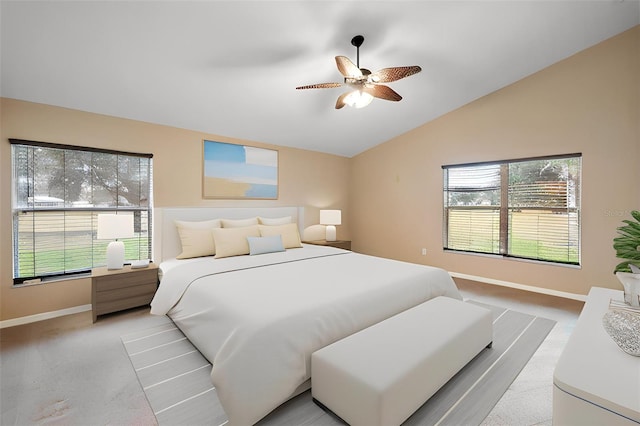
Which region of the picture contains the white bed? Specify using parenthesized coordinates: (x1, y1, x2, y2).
(150, 207, 462, 425)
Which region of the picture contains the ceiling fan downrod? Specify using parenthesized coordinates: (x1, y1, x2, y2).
(351, 35, 364, 69)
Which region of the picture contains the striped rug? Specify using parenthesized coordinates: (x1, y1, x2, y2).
(121, 301, 555, 426)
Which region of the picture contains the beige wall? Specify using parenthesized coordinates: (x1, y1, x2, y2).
(0, 99, 350, 321)
(350, 26, 640, 297)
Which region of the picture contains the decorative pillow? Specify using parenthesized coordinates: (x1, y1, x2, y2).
(212, 225, 260, 258)
(247, 235, 285, 256)
(174, 219, 221, 259)
(221, 217, 259, 228)
(259, 223, 302, 249)
(258, 216, 292, 226)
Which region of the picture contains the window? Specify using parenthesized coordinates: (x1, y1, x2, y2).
(11, 139, 153, 284)
(443, 154, 581, 265)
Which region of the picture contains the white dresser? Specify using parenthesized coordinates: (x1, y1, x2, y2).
(553, 287, 640, 425)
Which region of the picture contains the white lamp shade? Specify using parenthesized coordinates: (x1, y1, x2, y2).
(320, 210, 341, 242)
(97, 214, 134, 240)
(320, 210, 341, 226)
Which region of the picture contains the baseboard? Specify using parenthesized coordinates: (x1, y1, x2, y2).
(449, 272, 587, 302)
(0, 304, 92, 329)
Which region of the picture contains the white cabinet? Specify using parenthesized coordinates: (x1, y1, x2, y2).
(553, 287, 640, 425)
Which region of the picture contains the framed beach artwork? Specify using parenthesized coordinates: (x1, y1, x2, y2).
(202, 140, 278, 199)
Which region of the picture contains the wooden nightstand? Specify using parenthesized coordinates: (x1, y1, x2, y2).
(303, 240, 352, 251)
(91, 263, 158, 322)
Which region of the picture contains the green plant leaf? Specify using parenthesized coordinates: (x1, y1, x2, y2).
(619, 221, 640, 234)
(613, 211, 640, 273)
(617, 225, 640, 235)
(615, 261, 640, 273)
(613, 243, 640, 251)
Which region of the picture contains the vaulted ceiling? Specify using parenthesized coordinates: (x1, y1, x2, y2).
(1, 1, 638, 157)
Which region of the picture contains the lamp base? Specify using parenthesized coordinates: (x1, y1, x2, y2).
(325, 225, 337, 242)
(106, 241, 125, 270)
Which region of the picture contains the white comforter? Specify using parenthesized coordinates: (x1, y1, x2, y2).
(151, 244, 461, 425)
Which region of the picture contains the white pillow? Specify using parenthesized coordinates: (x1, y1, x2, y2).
(212, 225, 260, 258)
(259, 223, 302, 249)
(247, 235, 285, 255)
(174, 219, 221, 259)
(258, 216, 292, 226)
(221, 217, 259, 228)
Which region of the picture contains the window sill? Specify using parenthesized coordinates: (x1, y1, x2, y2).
(13, 272, 91, 288)
(443, 249, 581, 269)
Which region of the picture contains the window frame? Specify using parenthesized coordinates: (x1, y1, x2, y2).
(442, 153, 581, 266)
(10, 139, 153, 285)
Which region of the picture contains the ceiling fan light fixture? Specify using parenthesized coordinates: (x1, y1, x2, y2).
(344, 90, 373, 108)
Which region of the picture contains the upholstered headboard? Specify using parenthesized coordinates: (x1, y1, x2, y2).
(153, 206, 304, 263)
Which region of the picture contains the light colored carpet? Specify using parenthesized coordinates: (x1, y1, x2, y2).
(122, 300, 556, 426)
(0, 307, 165, 425)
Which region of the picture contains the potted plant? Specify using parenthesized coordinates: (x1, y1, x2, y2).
(613, 210, 640, 306)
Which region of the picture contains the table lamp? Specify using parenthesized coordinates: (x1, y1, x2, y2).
(97, 214, 134, 269)
(320, 210, 341, 242)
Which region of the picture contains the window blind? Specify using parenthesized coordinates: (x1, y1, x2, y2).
(443, 164, 501, 254)
(11, 140, 153, 283)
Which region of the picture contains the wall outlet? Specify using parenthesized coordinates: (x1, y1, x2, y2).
(421, 248, 427, 255)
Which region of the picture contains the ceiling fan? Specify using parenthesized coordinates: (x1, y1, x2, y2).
(296, 35, 422, 109)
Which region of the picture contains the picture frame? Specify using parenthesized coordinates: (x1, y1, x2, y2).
(202, 140, 278, 199)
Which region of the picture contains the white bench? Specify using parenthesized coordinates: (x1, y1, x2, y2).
(311, 296, 493, 426)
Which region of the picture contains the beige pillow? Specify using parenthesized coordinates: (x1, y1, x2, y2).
(175, 219, 221, 259)
(221, 217, 259, 228)
(259, 223, 302, 249)
(212, 225, 261, 258)
(258, 216, 292, 226)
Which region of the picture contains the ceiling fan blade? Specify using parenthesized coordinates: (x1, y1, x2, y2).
(335, 56, 362, 77)
(363, 84, 402, 102)
(335, 92, 350, 109)
(369, 66, 422, 83)
(296, 83, 343, 90)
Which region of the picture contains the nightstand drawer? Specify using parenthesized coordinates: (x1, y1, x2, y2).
(94, 293, 155, 317)
(94, 268, 157, 292)
(95, 282, 158, 303)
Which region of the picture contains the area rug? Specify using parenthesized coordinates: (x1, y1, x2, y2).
(121, 301, 556, 426)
